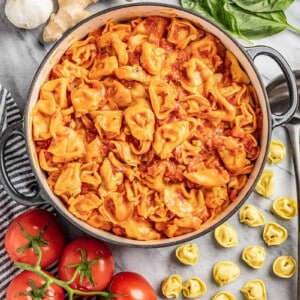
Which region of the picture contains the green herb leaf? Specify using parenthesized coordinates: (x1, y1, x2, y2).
(180, 0, 300, 41)
(180, 0, 215, 20)
(232, 0, 294, 12)
(181, 0, 249, 41)
(226, 3, 300, 39)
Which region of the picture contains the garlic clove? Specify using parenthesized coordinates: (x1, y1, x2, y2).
(5, 0, 53, 29)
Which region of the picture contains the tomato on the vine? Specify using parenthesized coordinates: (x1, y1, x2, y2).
(5, 209, 65, 268)
(109, 271, 157, 300)
(6, 270, 64, 300)
(58, 236, 114, 291)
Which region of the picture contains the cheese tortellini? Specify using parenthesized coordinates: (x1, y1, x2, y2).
(262, 222, 288, 246)
(242, 246, 266, 269)
(272, 196, 297, 219)
(267, 139, 286, 164)
(273, 255, 296, 278)
(255, 169, 274, 198)
(182, 277, 207, 298)
(161, 274, 182, 298)
(239, 205, 265, 227)
(175, 243, 199, 265)
(32, 15, 263, 241)
(212, 291, 236, 300)
(214, 223, 238, 247)
(213, 261, 240, 286)
(241, 279, 267, 300)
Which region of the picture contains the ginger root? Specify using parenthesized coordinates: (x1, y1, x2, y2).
(43, 0, 100, 43)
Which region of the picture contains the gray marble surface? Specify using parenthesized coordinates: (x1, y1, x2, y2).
(0, 0, 299, 299)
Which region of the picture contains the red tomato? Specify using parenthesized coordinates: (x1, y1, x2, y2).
(5, 209, 65, 268)
(58, 236, 114, 291)
(110, 271, 157, 300)
(6, 270, 64, 300)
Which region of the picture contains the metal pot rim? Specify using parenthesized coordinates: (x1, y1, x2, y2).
(6, 3, 295, 247)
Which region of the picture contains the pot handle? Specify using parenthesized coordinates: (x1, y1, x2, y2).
(245, 45, 298, 128)
(0, 120, 46, 206)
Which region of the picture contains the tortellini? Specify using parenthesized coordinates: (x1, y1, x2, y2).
(239, 205, 265, 227)
(267, 139, 286, 164)
(32, 15, 263, 241)
(182, 277, 207, 298)
(241, 279, 267, 300)
(212, 291, 236, 300)
(153, 121, 190, 159)
(124, 98, 155, 141)
(262, 222, 288, 246)
(214, 223, 238, 247)
(213, 261, 240, 286)
(255, 169, 274, 198)
(273, 255, 296, 278)
(242, 246, 266, 269)
(161, 274, 182, 298)
(175, 243, 199, 265)
(272, 196, 297, 219)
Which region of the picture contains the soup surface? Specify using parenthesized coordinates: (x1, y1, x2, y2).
(32, 16, 262, 240)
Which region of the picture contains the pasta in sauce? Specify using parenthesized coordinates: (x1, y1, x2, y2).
(32, 16, 262, 240)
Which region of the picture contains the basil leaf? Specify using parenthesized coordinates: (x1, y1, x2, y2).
(181, 0, 250, 42)
(180, 0, 300, 41)
(227, 3, 299, 38)
(180, 0, 213, 19)
(232, 0, 294, 12)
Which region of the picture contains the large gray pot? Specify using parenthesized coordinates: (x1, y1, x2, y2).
(0, 3, 298, 247)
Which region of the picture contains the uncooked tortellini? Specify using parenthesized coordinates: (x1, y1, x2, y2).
(161, 274, 182, 298)
(267, 139, 286, 164)
(255, 169, 274, 198)
(273, 196, 297, 219)
(212, 291, 236, 300)
(263, 222, 288, 246)
(273, 255, 296, 278)
(213, 261, 240, 286)
(175, 243, 199, 265)
(239, 205, 265, 227)
(242, 246, 266, 269)
(214, 223, 238, 247)
(241, 279, 266, 300)
(182, 277, 207, 298)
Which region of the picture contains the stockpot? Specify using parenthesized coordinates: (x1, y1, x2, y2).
(0, 3, 298, 247)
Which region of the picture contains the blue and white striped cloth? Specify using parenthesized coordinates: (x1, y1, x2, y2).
(0, 84, 53, 298)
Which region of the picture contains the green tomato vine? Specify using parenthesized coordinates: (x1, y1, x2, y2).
(12, 225, 116, 300)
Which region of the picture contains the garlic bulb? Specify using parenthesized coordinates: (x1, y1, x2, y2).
(5, 0, 53, 29)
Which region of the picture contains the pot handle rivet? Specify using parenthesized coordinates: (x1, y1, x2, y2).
(0, 120, 45, 206)
(245, 45, 298, 129)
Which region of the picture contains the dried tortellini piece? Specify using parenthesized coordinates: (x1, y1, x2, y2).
(212, 291, 236, 300)
(214, 223, 238, 247)
(255, 169, 274, 198)
(175, 243, 199, 265)
(242, 246, 266, 269)
(267, 139, 286, 164)
(273, 255, 296, 278)
(262, 222, 288, 246)
(213, 261, 240, 286)
(239, 205, 265, 227)
(161, 274, 182, 298)
(182, 277, 207, 298)
(272, 196, 297, 219)
(241, 279, 267, 300)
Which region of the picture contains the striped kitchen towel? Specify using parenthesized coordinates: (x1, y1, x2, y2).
(0, 84, 53, 298)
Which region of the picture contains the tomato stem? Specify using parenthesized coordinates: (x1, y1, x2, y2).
(64, 248, 103, 287)
(14, 257, 113, 299)
(14, 221, 115, 299)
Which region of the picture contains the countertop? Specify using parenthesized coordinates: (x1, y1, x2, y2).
(0, 1, 299, 299)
